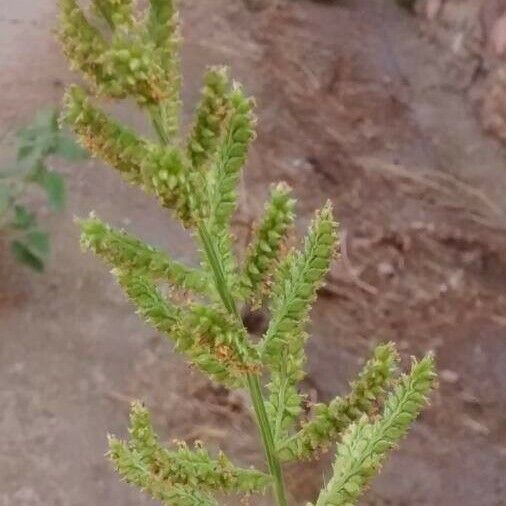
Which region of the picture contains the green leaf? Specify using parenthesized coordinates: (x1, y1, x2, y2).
(41, 170, 66, 211)
(25, 230, 50, 257)
(17, 109, 59, 164)
(11, 240, 45, 272)
(32, 108, 59, 133)
(13, 205, 36, 230)
(0, 183, 12, 216)
(10, 230, 49, 272)
(53, 134, 87, 160)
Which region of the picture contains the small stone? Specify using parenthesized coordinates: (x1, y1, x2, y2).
(459, 390, 481, 407)
(378, 262, 395, 278)
(426, 0, 442, 20)
(461, 416, 490, 436)
(440, 369, 459, 384)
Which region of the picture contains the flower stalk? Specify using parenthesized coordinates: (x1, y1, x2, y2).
(58, 1, 436, 505)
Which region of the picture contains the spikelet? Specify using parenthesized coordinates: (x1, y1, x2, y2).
(144, 143, 194, 226)
(196, 85, 256, 306)
(277, 343, 400, 461)
(109, 402, 270, 505)
(313, 356, 436, 506)
(59, 0, 171, 106)
(62, 86, 194, 225)
(79, 215, 209, 295)
(93, 0, 134, 29)
(208, 84, 255, 228)
(175, 304, 262, 384)
(115, 270, 260, 387)
(145, 0, 181, 140)
(187, 67, 231, 173)
(262, 202, 338, 441)
(58, 0, 110, 87)
(99, 34, 169, 105)
(241, 183, 296, 304)
(109, 440, 218, 505)
(61, 85, 148, 185)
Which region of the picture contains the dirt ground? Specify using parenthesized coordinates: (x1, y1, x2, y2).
(1, 0, 505, 505)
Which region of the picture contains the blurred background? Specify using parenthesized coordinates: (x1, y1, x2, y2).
(1, 0, 505, 505)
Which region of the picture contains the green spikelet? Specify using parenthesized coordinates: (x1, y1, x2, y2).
(115, 270, 260, 386)
(115, 269, 181, 332)
(146, 0, 181, 140)
(313, 356, 436, 506)
(79, 215, 209, 295)
(197, 86, 255, 306)
(262, 202, 338, 441)
(62, 86, 193, 225)
(147, 0, 180, 66)
(109, 402, 270, 504)
(208, 85, 255, 229)
(110, 439, 218, 506)
(58, 0, 109, 87)
(187, 67, 231, 173)
(143, 143, 194, 226)
(59, 0, 168, 105)
(241, 183, 296, 304)
(277, 343, 400, 461)
(93, 0, 134, 29)
(100, 34, 169, 106)
(62, 85, 148, 185)
(175, 304, 262, 385)
(183, 68, 232, 224)
(147, 0, 177, 44)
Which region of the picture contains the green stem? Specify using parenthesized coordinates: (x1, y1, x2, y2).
(198, 223, 288, 506)
(247, 373, 289, 506)
(149, 106, 171, 145)
(148, 107, 288, 506)
(95, 2, 115, 29)
(197, 224, 236, 315)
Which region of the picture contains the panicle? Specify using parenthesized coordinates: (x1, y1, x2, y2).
(62, 86, 194, 226)
(174, 304, 262, 386)
(188, 67, 231, 173)
(79, 215, 209, 295)
(59, 1, 437, 503)
(58, 0, 109, 86)
(147, 0, 179, 61)
(262, 202, 338, 441)
(93, 0, 134, 29)
(59, 0, 173, 106)
(241, 183, 296, 304)
(61, 85, 148, 184)
(115, 270, 261, 387)
(208, 84, 256, 228)
(277, 343, 400, 461)
(262, 202, 338, 360)
(99, 35, 169, 105)
(109, 402, 270, 504)
(313, 355, 436, 506)
(145, 0, 181, 138)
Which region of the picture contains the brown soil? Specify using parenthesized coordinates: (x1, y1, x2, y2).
(1, 1, 505, 505)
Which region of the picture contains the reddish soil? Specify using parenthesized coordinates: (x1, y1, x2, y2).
(0, 1, 505, 505)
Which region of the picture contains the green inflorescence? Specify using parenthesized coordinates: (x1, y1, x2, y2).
(58, 1, 437, 505)
(109, 402, 271, 505)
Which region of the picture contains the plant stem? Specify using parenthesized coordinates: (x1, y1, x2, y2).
(149, 108, 288, 506)
(95, 2, 114, 29)
(247, 373, 288, 506)
(197, 224, 288, 506)
(148, 106, 171, 145)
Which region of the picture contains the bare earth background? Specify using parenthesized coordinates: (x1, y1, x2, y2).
(1, 1, 505, 505)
